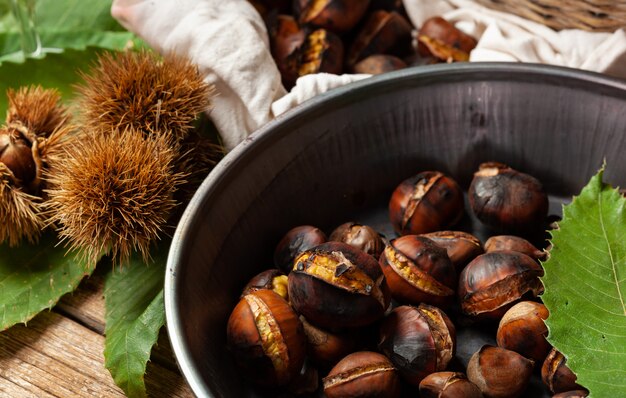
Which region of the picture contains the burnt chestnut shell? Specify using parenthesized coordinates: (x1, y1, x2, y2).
(288, 241, 391, 329)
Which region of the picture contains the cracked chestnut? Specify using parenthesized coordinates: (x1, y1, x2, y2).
(329, 221, 384, 259)
(323, 351, 400, 398)
(469, 162, 549, 234)
(274, 224, 327, 273)
(288, 241, 391, 329)
(379, 235, 456, 308)
(389, 171, 464, 235)
(421, 230, 483, 273)
(378, 304, 456, 386)
(542, 348, 587, 394)
(267, 14, 307, 88)
(226, 289, 306, 387)
(419, 371, 483, 398)
(300, 315, 357, 369)
(297, 28, 344, 78)
(484, 234, 546, 260)
(467, 345, 534, 398)
(496, 301, 550, 363)
(299, 0, 370, 33)
(241, 269, 289, 300)
(458, 251, 544, 320)
(417, 16, 477, 62)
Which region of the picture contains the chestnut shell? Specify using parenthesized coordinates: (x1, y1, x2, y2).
(417, 16, 477, 62)
(299, 0, 371, 33)
(419, 371, 483, 398)
(421, 230, 483, 273)
(496, 301, 550, 363)
(467, 345, 534, 398)
(541, 348, 587, 394)
(273, 225, 327, 273)
(329, 221, 384, 258)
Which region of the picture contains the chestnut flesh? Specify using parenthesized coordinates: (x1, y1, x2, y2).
(419, 371, 483, 398)
(329, 221, 385, 259)
(467, 345, 534, 398)
(417, 16, 477, 62)
(241, 269, 289, 300)
(496, 301, 551, 363)
(274, 225, 327, 273)
(458, 251, 544, 320)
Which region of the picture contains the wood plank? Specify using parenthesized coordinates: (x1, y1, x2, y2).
(0, 310, 194, 397)
(56, 267, 107, 334)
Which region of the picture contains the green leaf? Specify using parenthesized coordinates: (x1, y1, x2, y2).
(542, 168, 626, 397)
(0, 231, 95, 330)
(104, 246, 167, 398)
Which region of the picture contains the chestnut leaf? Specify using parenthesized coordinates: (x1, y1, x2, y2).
(103, 243, 167, 398)
(0, 231, 96, 331)
(542, 168, 626, 397)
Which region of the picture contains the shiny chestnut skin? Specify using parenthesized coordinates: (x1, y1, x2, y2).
(458, 251, 544, 320)
(300, 316, 357, 369)
(299, 0, 370, 33)
(378, 304, 456, 386)
(421, 230, 483, 273)
(552, 390, 589, 398)
(418, 16, 477, 62)
(241, 269, 289, 300)
(467, 345, 534, 398)
(0, 128, 36, 186)
(267, 14, 306, 88)
(347, 10, 413, 67)
(484, 235, 547, 260)
(297, 28, 344, 78)
(496, 301, 550, 363)
(542, 348, 587, 394)
(274, 225, 327, 273)
(379, 235, 456, 308)
(329, 221, 384, 258)
(323, 351, 400, 398)
(389, 171, 464, 235)
(226, 289, 306, 387)
(419, 371, 483, 398)
(469, 162, 549, 234)
(288, 241, 391, 330)
(352, 54, 407, 74)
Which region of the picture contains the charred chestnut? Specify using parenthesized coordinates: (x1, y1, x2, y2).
(267, 14, 306, 88)
(458, 251, 544, 320)
(542, 348, 587, 394)
(288, 241, 391, 329)
(496, 301, 550, 363)
(469, 162, 549, 234)
(417, 16, 477, 62)
(419, 371, 483, 398)
(484, 234, 546, 260)
(378, 304, 456, 386)
(274, 225, 327, 273)
(299, 0, 370, 33)
(467, 345, 534, 398)
(300, 315, 357, 369)
(347, 10, 413, 67)
(241, 269, 289, 300)
(421, 230, 483, 273)
(352, 54, 407, 74)
(323, 351, 401, 398)
(389, 171, 464, 235)
(329, 221, 385, 258)
(379, 235, 456, 308)
(226, 289, 306, 387)
(297, 28, 344, 78)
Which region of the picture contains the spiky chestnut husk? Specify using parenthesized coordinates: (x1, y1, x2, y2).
(0, 86, 70, 246)
(45, 127, 185, 265)
(76, 50, 215, 141)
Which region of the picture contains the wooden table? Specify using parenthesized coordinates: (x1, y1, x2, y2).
(0, 267, 194, 397)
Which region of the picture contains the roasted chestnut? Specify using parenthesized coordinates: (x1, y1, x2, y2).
(417, 16, 477, 62)
(419, 371, 483, 398)
(267, 14, 306, 88)
(378, 304, 456, 386)
(352, 54, 407, 74)
(297, 28, 344, 78)
(285, 360, 320, 395)
(288, 241, 391, 329)
(379, 235, 456, 308)
(458, 251, 544, 320)
(226, 289, 306, 387)
(300, 315, 357, 369)
(542, 348, 587, 394)
(347, 10, 413, 67)
(496, 301, 550, 363)
(274, 224, 327, 273)
(299, 0, 370, 33)
(484, 235, 546, 260)
(469, 162, 549, 234)
(552, 390, 589, 398)
(241, 269, 289, 300)
(421, 230, 483, 273)
(389, 171, 464, 235)
(467, 345, 534, 398)
(323, 351, 400, 398)
(329, 221, 385, 258)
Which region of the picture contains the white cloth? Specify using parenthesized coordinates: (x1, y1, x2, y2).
(112, 0, 626, 150)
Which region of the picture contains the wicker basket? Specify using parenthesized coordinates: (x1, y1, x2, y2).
(474, 0, 626, 32)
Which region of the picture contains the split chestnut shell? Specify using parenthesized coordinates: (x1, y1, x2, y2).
(288, 241, 391, 329)
(421, 230, 483, 273)
(226, 289, 306, 387)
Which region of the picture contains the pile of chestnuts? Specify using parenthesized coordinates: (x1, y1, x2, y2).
(226, 161, 588, 397)
(249, 0, 478, 88)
